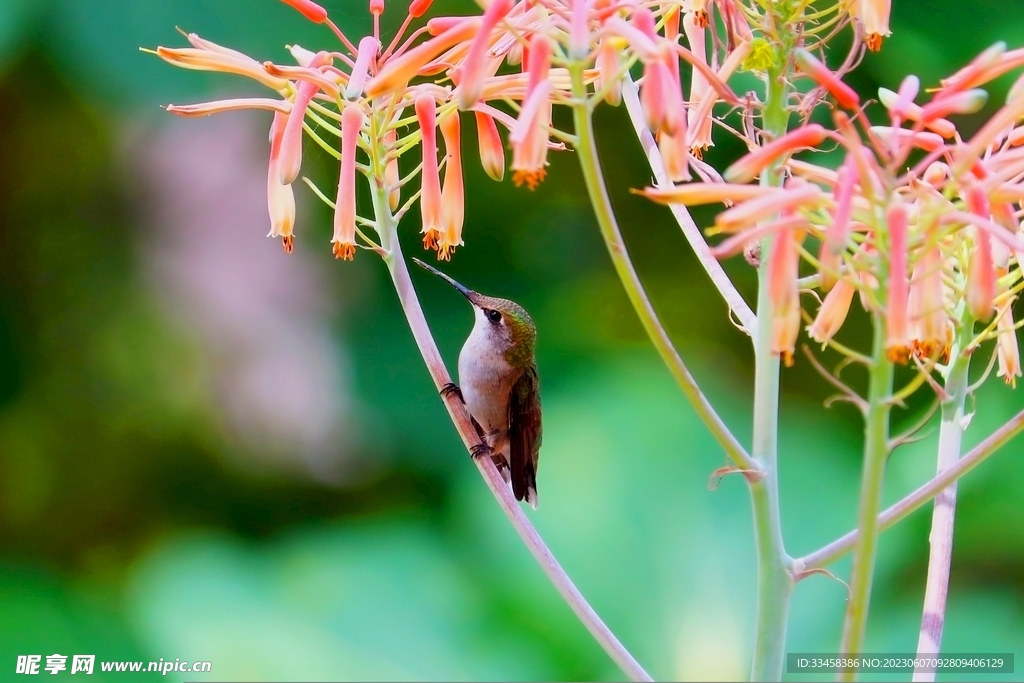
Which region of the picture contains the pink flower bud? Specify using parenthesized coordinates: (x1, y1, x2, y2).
(370, 0, 384, 15)
(409, 0, 433, 18)
(475, 112, 505, 182)
(595, 38, 623, 106)
(332, 104, 364, 260)
(279, 0, 328, 23)
(511, 34, 554, 189)
(438, 112, 465, 260)
(346, 36, 380, 99)
(416, 96, 443, 251)
(278, 51, 331, 186)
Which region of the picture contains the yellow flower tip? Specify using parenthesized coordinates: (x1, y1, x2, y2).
(886, 345, 910, 364)
(332, 241, 355, 261)
(422, 229, 441, 252)
(866, 34, 884, 52)
(695, 10, 708, 29)
(282, 235, 294, 254)
(436, 245, 455, 261)
(513, 169, 547, 190)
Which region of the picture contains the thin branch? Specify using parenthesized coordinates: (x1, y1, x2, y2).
(621, 74, 758, 335)
(371, 185, 653, 683)
(796, 407, 1024, 570)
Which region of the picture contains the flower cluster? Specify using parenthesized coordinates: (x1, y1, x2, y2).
(646, 42, 1024, 387)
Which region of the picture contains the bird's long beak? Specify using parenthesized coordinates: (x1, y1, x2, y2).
(412, 258, 475, 300)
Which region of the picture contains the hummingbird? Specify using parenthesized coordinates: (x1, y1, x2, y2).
(413, 258, 542, 508)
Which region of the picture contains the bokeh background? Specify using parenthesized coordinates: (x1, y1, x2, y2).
(0, 1, 1022, 681)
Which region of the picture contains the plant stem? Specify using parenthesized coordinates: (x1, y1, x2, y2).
(838, 318, 895, 679)
(748, 258, 794, 682)
(747, 65, 794, 683)
(370, 183, 652, 682)
(568, 65, 758, 474)
(912, 317, 974, 681)
(619, 74, 757, 334)
(798, 405, 1024, 568)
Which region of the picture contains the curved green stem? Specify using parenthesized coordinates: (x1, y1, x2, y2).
(839, 318, 895, 678)
(913, 316, 974, 681)
(568, 64, 758, 474)
(371, 182, 652, 683)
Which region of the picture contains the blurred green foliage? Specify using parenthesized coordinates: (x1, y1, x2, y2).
(0, 1, 1022, 681)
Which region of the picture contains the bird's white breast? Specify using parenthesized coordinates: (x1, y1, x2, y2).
(458, 308, 515, 449)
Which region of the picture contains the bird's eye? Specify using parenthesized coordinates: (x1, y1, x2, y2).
(486, 309, 502, 324)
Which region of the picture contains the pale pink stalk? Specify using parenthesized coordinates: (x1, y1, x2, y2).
(438, 112, 465, 260)
(885, 203, 911, 363)
(416, 96, 443, 250)
(475, 111, 505, 182)
(332, 104, 364, 260)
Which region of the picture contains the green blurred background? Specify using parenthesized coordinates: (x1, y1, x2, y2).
(0, 1, 1022, 680)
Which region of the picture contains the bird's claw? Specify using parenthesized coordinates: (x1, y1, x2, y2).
(440, 382, 464, 403)
(470, 443, 494, 460)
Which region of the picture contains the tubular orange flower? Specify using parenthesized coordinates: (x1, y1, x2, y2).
(438, 112, 465, 260)
(384, 129, 401, 211)
(885, 203, 911, 363)
(641, 183, 778, 206)
(660, 128, 691, 183)
(965, 185, 996, 320)
(997, 299, 1022, 387)
(634, 8, 684, 136)
(457, 0, 514, 109)
(475, 111, 505, 182)
(808, 276, 856, 345)
(595, 38, 623, 106)
(511, 33, 553, 189)
(416, 95, 443, 250)
(819, 157, 856, 289)
(332, 104, 364, 260)
(154, 46, 289, 91)
(767, 226, 802, 366)
(849, 0, 891, 51)
(725, 124, 828, 184)
(909, 242, 950, 361)
(279, 51, 332, 185)
(267, 112, 296, 253)
(683, 10, 712, 155)
(365, 19, 481, 98)
(794, 48, 860, 110)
